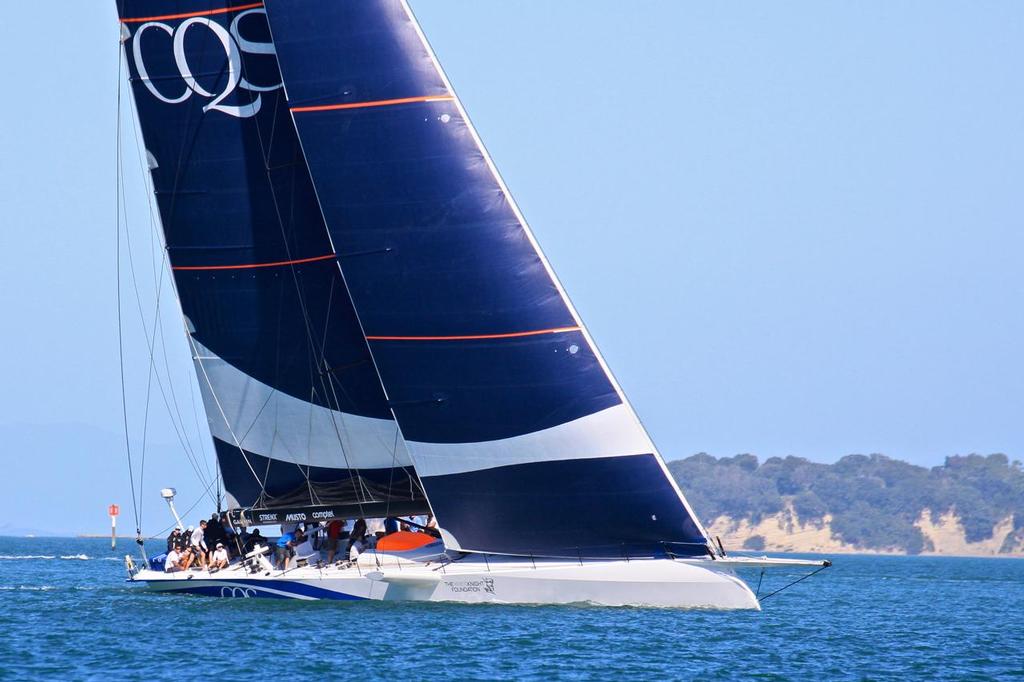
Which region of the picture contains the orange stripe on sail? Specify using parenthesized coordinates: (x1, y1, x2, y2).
(172, 253, 336, 271)
(365, 327, 581, 342)
(291, 95, 455, 114)
(120, 2, 264, 24)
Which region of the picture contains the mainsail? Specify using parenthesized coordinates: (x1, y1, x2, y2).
(264, 0, 711, 557)
(116, 1, 426, 516)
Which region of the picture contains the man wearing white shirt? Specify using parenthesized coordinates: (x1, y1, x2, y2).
(164, 547, 183, 573)
(211, 542, 229, 570)
(191, 520, 208, 569)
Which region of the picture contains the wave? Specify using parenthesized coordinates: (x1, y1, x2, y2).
(0, 554, 122, 561)
(0, 585, 57, 591)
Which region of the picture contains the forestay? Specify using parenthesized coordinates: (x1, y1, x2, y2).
(116, 0, 426, 515)
(265, 0, 710, 557)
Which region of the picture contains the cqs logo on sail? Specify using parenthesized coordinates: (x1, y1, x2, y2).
(128, 8, 282, 118)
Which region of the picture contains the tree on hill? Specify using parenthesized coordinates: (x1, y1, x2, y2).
(668, 452, 1024, 554)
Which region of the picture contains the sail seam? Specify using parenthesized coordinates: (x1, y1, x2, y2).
(171, 253, 336, 271)
(291, 95, 454, 114)
(120, 2, 264, 24)
(364, 326, 580, 342)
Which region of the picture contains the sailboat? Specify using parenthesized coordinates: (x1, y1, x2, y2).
(117, 0, 828, 608)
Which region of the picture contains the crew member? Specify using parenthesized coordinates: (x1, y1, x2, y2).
(164, 546, 183, 573)
(210, 542, 229, 570)
(275, 528, 296, 570)
(191, 520, 208, 569)
(326, 519, 344, 563)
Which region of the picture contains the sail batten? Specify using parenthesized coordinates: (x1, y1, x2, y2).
(291, 94, 454, 113)
(265, 0, 710, 557)
(119, 2, 266, 24)
(171, 253, 337, 271)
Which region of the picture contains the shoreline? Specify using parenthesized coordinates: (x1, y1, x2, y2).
(1, 535, 1020, 560)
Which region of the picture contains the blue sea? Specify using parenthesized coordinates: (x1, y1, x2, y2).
(0, 537, 1021, 680)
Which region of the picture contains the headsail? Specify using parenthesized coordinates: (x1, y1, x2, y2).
(116, 1, 426, 516)
(265, 0, 710, 557)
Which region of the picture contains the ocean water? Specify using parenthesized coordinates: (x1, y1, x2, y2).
(0, 537, 1021, 680)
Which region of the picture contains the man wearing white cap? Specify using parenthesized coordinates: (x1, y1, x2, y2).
(211, 542, 229, 570)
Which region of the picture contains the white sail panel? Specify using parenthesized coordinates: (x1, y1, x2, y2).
(192, 340, 411, 470)
(406, 405, 650, 478)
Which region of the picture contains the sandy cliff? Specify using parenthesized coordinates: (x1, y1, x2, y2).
(707, 502, 1024, 557)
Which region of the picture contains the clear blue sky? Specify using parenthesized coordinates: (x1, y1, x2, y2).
(0, 2, 1020, 534)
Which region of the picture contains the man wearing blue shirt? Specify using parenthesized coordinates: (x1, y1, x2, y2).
(275, 530, 296, 570)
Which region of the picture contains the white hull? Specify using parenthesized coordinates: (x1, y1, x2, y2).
(131, 552, 763, 609)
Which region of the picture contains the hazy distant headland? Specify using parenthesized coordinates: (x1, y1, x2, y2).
(670, 453, 1024, 556)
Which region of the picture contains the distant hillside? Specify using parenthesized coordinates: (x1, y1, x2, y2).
(668, 453, 1024, 556)
(0, 524, 59, 538)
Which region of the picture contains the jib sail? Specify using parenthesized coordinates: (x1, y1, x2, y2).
(116, 1, 426, 515)
(264, 0, 711, 557)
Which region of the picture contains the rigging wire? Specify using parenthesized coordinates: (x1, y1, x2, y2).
(117, 64, 216, 506)
(382, 424, 403, 521)
(146, 22, 238, 506)
(187, 330, 266, 489)
(235, 56, 370, 517)
(119, 12, 417, 524)
(123, 190, 157, 526)
(116, 37, 141, 538)
(116, 242, 215, 500)
(116, 36, 221, 537)
(186, 370, 214, 483)
(120, 68, 210, 480)
(142, 476, 220, 542)
(757, 563, 832, 603)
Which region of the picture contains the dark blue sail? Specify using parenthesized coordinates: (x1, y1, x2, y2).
(265, 0, 710, 557)
(116, 1, 424, 513)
